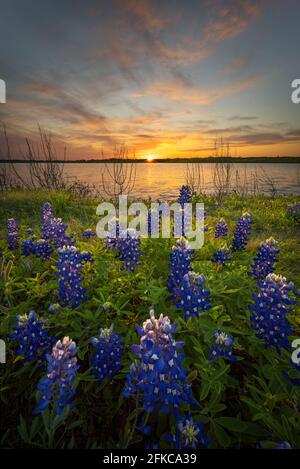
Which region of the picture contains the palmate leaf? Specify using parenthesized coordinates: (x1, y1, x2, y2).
(1, 191, 300, 448)
(214, 417, 248, 433)
(212, 422, 231, 448)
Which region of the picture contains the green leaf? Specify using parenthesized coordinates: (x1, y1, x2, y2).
(215, 417, 247, 433)
(212, 422, 231, 448)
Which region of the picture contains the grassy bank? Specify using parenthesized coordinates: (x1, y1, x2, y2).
(0, 190, 300, 449)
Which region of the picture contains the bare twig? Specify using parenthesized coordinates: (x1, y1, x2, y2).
(185, 161, 205, 195)
(101, 145, 136, 198)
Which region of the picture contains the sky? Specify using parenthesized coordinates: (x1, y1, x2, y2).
(0, 0, 300, 160)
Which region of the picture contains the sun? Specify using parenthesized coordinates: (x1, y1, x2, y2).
(146, 155, 154, 162)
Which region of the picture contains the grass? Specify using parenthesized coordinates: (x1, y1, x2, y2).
(0, 189, 300, 449)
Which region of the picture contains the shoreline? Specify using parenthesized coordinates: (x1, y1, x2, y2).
(1, 157, 300, 164)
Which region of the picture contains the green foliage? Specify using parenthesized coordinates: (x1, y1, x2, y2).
(0, 190, 300, 449)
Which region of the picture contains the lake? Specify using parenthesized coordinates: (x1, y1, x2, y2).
(4, 162, 300, 199)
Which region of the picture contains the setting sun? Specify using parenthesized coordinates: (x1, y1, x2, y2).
(146, 155, 154, 162)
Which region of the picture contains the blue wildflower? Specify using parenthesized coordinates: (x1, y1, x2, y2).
(7, 218, 19, 250)
(83, 228, 96, 239)
(10, 310, 54, 363)
(145, 442, 160, 449)
(215, 218, 228, 238)
(173, 207, 185, 237)
(41, 202, 54, 224)
(232, 212, 252, 252)
(41, 202, 73, 248)
(123, 309, 196, 415)
(34, 238, 53, 259)
(22, 238, 36, 256)
(249, 237, 280, 280)
(115, 229, 142, 272)
(288, 202, 300, 222)
(195, 207, 208, 233)
(211, 248, 232, 266)
(210, 330, 236, 362)
(105, 218, 121, 250)
(276, 441, 292, 449)
(147, 209, 160, 237)
(168, 237, 193, 298)
(249, 274, 296, 353)
(91, 324, 124, 384)
(166, 412, 210, 449)
(174, 272, 211, 321)
(34, 336, 78, 415)
(21, 237, 53, 259)
(178, 185, 192, 207)
(56, 245, 93, 308)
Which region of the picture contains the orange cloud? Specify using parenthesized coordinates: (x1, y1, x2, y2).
(131, 76, 262, 105)
(113, 0, 265, 67)
(118, 0, 167, 32)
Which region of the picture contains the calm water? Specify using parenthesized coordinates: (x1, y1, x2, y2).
(5, 162, 300, 199)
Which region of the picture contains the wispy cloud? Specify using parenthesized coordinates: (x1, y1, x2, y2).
(228, 115, 258, 121)
(131, 76, 262, 105)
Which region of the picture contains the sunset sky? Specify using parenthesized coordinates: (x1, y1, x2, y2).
(1, 0, 300, 159)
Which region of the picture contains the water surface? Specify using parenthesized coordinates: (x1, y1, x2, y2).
(5, 162, 300, 199)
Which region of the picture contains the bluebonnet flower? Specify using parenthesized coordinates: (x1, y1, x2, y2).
(195, 207, 208, 233)
(166, 412, 210, 449)
(22, 237, 53, 259)
(210, 331, 236, 362)
(257, 440, 292, 449)
(173, 203, 197, 238)
(173, 208, 188, 238)
(174, 272, 211, 321)
(288, 202, 300, 222)
(44, 217, 72, 248)
(83, 228, 96, 239)
(145, 442, 160, 449)
(138, 419, 152, 436)
(249, 237, 280, 280)
(211, 248, 232, 266)
(34, 336, 78, 415)
(276, 442, 292, 449)
(41, 202, 72, 248)
(105, 218, 120, 250)
(178, 185, 192, 207)
(123, 309, 196, 415)
(56, 246, 93, 308)
(10, 310, 54, 363)
(249, 274, 296, 353)
(26, 228, 34, 235)
(34, 238, 53, 259)
(41, 202, 54, 224)
(147, 209, 160, 237)
(40, 203, 53, 239)
(91, 324, 124, 384)
(168, 237, 193, 298)
(7, 218, 19, 250)
(52, 218, 73, 248)
(22, 238, 36, 256)
(48, 303, 61, 314)
(215, 218, 228, 238)
(232, 212, 252, 252)
(115, 229, 142, 272)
